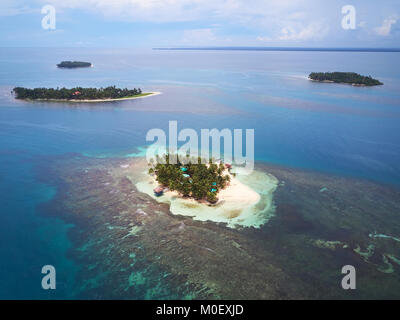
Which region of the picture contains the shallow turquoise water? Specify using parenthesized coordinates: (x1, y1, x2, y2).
(0, 48, 399, 298)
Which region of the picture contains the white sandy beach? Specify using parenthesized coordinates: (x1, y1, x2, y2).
(25, 92, 162, 103)
(133, 162, 278, 228)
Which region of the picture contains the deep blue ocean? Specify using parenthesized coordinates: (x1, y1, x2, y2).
(0, 47, 399, 299)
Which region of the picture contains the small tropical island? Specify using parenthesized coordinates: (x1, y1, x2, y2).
(309, 72, 383, 86)
(12, 86, 159, 102)
(148, 154, 232, 204)
(133, 153, 277, 228)
(57, 61, 92, 68)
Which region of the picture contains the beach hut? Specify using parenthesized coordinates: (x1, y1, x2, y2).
(211, 182, 217, 186)
(153, 186, 164, 197)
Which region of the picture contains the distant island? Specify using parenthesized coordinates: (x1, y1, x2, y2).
(309, 72, 383, 86)
(57, 61, 92, 68)
(12, 86, 160, 102)
(148, 154, 232, 204)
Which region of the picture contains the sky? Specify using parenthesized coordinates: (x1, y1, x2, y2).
(0, 0, 399, 47)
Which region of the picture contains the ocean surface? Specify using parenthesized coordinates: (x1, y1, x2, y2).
(0, 47, 399, 299)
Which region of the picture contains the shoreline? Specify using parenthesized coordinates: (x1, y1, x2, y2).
(18, 91, 162, 103)
(131, 160, 278, 228)
(308, 78, 380, 87)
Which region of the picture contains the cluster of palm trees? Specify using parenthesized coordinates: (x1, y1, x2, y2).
(13, 86, 142, 100)
(149, 154, 231, 203)
(57, 61, 91, 68)
(309, 72, 383, 86)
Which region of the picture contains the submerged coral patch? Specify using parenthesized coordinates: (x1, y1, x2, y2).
(37, 154, 400, 299)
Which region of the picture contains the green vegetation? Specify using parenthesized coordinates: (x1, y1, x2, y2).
(12, 86, 143, 101)
(149, 154, 231, 203)
(309, 72, 383, 86)
(57, 61, 92, 68)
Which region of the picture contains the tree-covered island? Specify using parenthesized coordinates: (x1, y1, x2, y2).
(12, 86, 152, 101)
(309, 72, 383, 86)
(57, 61, 92, 68)
(148, 154, 232, 204)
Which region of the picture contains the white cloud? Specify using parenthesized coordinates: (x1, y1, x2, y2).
(2, 1, 332, 41)
(0, 0, 34, 16)
(358, 21, 367, 28)
(36, 0, 226, 22)
(10, 0, 398, 44)
(374, 17, 397, 36)
(182, 28, 216, 44)
(61, 0, 330, 43)
(257, 23, 329, 42)
(36, 0, 311, 23)
(278, 23, 328, 41)
(256, 36, 272, 42)
(257, 22, 328, 42)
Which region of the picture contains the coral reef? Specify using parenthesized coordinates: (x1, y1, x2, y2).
(36, 155, 400, 299)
